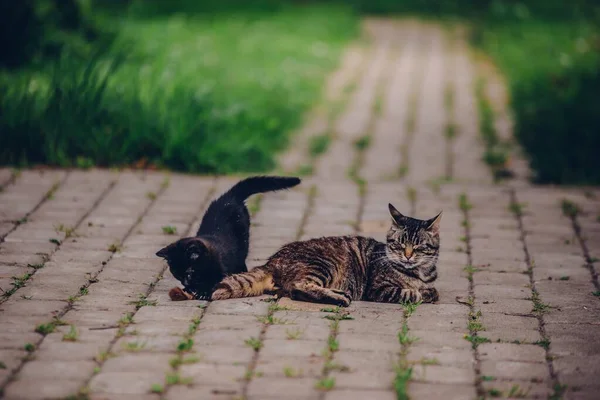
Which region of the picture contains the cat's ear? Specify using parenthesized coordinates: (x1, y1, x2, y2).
(426, 211, 442, 235)
(156, 243, 174, 259)
(388, 203, 406, 226)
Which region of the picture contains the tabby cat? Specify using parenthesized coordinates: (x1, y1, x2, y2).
(156, 176, 301, 300)
(211, 203, 441, 306)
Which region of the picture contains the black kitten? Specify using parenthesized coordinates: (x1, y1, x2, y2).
(156, 176, 301, 299)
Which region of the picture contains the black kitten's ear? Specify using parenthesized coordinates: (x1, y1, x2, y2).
(156, 243, 174, 259)
(426, 211, 443, 235)
(388, 203, 406, 226)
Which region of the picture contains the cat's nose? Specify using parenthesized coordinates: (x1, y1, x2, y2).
(404, 245, 413, 259)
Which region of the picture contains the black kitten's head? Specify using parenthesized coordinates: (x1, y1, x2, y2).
(156, 237, 223, 299)
(385, 203, 442, 270)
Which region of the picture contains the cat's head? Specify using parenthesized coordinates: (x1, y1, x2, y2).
(156, 237, 223, 299)
(385, 203, 441, 269)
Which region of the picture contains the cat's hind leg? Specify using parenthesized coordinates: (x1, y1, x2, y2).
(290, 280, 352, 307)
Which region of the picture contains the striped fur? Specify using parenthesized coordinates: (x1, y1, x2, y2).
(212, 204, 441, 306)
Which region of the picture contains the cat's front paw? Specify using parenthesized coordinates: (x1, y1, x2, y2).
(169, 287, 194, 301)
(421, 287, 439, 303)
(330, 289, 352, 307)
(400, 289, 422, 303)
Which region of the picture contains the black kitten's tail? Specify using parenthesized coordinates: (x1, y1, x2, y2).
(226, 176, 301, 202)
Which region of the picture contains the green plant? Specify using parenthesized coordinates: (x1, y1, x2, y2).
(398, 324, 418, 345)
(123, 341, 145, 352)
(482, 375, 495, 381)
(561, 199, 580, 218)
(393, 365, 412, 400)
(165, 372, 193, 386)
(464, 334, 491, 348)
(35, 323, 55, 335)
(309, 134, 331, 158)
(534, 339, 551, 350)
(161, 225, 177, 235)
(323, 313, 354, 321)
(24, 343, 35, 352)
(458, 193, 472, 212)
(108, 242, 122, 253)
(245, 337, 263, 351)
(62, 325, 78, 342)
(283, 366, 300, 377)
(177, 338, 194, 352)
(354, 135, 371, 151)
(150, 383, 164, 394)
(285, 328, 302, 340)
(130, 295, 157, 308)
(320, 307, 340, 313)
(315, 377, 335, 391)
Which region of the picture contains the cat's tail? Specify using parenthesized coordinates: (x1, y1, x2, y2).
(211, 265, 274, 300)
(226, 176, 301, 202)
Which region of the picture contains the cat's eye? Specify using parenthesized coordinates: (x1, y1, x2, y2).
(400, 243, 406, 249)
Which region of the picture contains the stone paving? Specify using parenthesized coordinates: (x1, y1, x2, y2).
(1, 19, 600, 400)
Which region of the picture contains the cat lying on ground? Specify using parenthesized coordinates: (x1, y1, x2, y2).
(211, 203, 441, 306)
(156, 176, 301, 300)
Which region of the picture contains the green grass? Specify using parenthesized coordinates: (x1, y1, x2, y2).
(309, 134, 332, 158)
(473, 13, 600, 184)
(0, 2, 357, 173)
(393, 365, 412, 400)
(315, 377, 335, 391)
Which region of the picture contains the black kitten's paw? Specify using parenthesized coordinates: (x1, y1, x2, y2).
(169, 287, 194, 301)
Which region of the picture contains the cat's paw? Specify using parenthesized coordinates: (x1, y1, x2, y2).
(420, 287, 439, 303)
(400, 289, 422, 303)
(330, 289, 352, 307)
(169, 287, 194, 301)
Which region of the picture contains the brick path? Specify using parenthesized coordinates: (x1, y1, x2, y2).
(1, 19, 600, 400)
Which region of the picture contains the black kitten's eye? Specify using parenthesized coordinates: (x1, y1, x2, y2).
(189, 252, 200, 261)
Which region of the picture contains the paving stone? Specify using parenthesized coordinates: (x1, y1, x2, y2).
(247, 377, 320, 398)
(406, 347, 473, 368)
(255, 355, 324, 378)
(407, 382, 477, 400)
(336, 333, 399, 352)
(18, 360, 96, 380)
(324, 390, 396, 400)
(479, 343, 546, 363)
(479, 360, 550, 381)
(165, 386, 241, 400)
(334, 349, 398, 370)
(102, 353, 173, 373)
(4, 378, 83, 399)
(411, 365, 476, 384)
(90, 394, 160, 400)
(553, 355, 600, 387)
(481, 379, 552, 399)
(195, 345, 255, 365)
(260, 339, 324, 358)
(331, 369, 395, 390)
(90, 371, 166, 394)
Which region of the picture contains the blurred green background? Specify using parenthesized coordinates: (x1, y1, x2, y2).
(1, 1, 599, 183)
